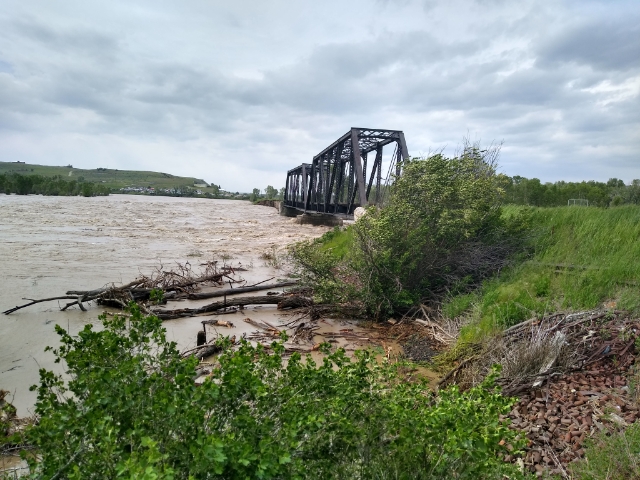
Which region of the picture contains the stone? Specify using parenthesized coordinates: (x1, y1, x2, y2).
(353, 206, 366, 222)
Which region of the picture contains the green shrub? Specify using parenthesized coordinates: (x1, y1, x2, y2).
(347, 148, 531, 318)
(350, 152, 500, 315)
(22, 305, 527, 479)
(289, 237, 356, 304)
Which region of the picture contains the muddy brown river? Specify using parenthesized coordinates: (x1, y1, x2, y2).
(0, 194, 335, 417)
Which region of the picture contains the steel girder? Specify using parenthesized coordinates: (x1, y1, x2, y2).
(283, 128, 409, 216)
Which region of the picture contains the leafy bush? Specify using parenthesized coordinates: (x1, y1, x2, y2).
(290, 145, 529, 319)
(22, 305, 527, 479)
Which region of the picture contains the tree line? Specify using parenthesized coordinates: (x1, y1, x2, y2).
(500, 176, 640, 207)
(250, 185, 285, 202)
(248, 177, 640, 208)
(0, 173, 110, 197)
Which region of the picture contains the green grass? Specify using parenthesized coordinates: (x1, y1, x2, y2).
(568, 423, 640, 479)
(317, 226, 354, 260)
(445, 205, 640, 343)
(0, 161, 217, 192)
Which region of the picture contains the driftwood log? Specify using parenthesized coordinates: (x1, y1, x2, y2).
(152, 295, 313, 320)
(178, 282, 297, 300)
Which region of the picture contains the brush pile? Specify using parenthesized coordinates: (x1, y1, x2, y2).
(3, 261, 239, 315)
(439, 309, 640, 476)
(1, 389, 31, 457)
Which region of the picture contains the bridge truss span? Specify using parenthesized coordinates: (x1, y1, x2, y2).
(284, 128, 409, 216)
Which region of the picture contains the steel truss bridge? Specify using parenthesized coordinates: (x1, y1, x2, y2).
(283, 128, 409, 216)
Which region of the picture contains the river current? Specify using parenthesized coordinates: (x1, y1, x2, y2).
(0, 194, 332, 416)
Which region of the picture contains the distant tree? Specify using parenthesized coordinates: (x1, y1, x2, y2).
(82, 182, 94, 197)
(628, 180, 640, 205)
(265, 185, 278, 200)
(249, 188, 261, 202)
(14, 174, 33, 195)
(607, 178, 625, 188)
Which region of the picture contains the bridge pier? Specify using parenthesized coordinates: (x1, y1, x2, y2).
(295, 213, 343, 227)
(279, 204, 300, 217)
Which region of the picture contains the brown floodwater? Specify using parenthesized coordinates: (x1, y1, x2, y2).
(0, 194, 336, 416)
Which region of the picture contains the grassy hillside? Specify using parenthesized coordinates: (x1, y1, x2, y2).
(443, 205, 640, 342)
(0, 161, 217, 191)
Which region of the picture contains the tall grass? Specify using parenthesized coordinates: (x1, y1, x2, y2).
(568, 423, 640, 480)
(450, 205, 640, 342)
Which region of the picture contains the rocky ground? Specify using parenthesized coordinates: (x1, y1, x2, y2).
(498, 311, 639, 476)
(401, 334, 438, 362)
(399, 307, 640, 477)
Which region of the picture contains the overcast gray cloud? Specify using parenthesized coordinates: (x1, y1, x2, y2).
(0, 0, 638, 191)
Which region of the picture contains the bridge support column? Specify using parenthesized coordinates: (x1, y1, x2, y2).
(295, 213, 343, 227)
(279, 204, 301, 217)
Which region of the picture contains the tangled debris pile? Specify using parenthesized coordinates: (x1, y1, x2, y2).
(505, 313, 639, 476)
(402, 334, 438, 362)
(506, 355, 638, 477)
(438, 309, 639, 476)
(3, 261, 239, 315)
(1, 389, 31, 458)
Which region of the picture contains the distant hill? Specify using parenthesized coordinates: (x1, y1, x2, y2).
(0, 161, 218, 192)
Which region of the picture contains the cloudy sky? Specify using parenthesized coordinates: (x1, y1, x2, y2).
(0, 0, 638, 191)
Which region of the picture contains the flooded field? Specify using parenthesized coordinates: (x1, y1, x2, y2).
(0, 194, 335, 416)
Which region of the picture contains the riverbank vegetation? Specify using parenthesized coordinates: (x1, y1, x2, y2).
(449, 205, 640, 344)
(0, 161, 212, 191)
(287, 148, 640, 476)
(291, 144, 531, 318)
(7, 305, 527, 479)
(0, 173, 110, 196)
(291, 166, 640, 331)
(0, 162, 248, 199)
(250, 186, 285, 202)
(502, 176, 640, 207)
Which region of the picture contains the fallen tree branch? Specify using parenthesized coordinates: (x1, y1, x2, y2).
(243, 318, 280, 335)
(153, 295, 309, 320)
(437, 356, 478, 388)
(181, 342, 222, 358)
(3, 262, 243, 315)
(3, 296, 80, 315)
(180, 282, 296, 300)
(201, 319, 234, 328)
